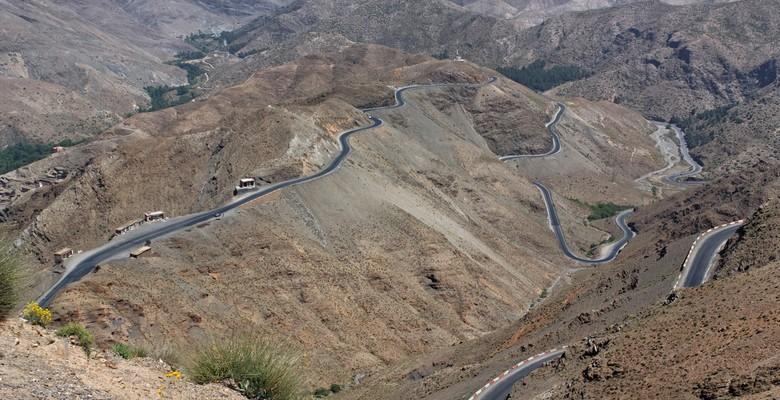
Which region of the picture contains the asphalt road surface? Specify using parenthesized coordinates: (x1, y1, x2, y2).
(38, 77, 496, 307)
(534, 182, 635, 265)
(499, 102, 635, 265)
(498, 103, 564, 161)
(677, 221, 744, 289)
(474, 98, 638, 400)
(469, 349, 566, 400)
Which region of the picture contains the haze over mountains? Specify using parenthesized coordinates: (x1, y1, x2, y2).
(1, 0, 779, 399)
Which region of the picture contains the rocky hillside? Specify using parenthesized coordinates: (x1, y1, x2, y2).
(450, 0, 719, 24)
(0, 0, 290, 145)
(335, 153, 780, 400)
(0, 44, 663, 387)
(213, 0, 780, 120)
(528, 0, 780, 120)
(675, 80, 780, 177)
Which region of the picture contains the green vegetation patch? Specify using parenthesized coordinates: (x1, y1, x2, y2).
(498, 60, 592, 91)
(0, 242, 22, 319)
(670, 104, 738, 148)
(587, 202, 632, 220)
(0, 139, 82, 175)
(56, 322, 94, 356)
(141, 85, 196, 112)
(570, 198, 632, 220)
(174, 50, 205, 61)
(112, 342, 148, 359)
(186, 336, 305, 400)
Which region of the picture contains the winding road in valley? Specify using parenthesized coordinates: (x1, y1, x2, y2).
(500, 102, 636, 266)
(469, 98, 638, 400)
(470, 96, 729, 400)
(660, 122, 704, 185)
(534, 182, 635, 265)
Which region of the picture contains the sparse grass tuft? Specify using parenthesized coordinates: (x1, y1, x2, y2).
(56, 322, 94, 356)
(186, 336, 305, 400)
(0, 243, 22, 319)
(112, 342, 148, 359)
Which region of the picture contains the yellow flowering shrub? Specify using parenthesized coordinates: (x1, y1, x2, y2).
(22, 302, 52, 327)
(165, 370, 182, 380)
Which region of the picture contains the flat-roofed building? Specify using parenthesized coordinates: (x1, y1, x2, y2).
(130, 246, 151, 258)
(115, 219, 142, 235)
(234, 178, 257, 195)
(144, 211, 165, 222)
(54, 248, 73, 263)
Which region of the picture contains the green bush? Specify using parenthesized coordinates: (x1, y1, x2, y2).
(0, 243, 22, 319)
(186, 336, 305, 400)
(174, 50, 205, 61)
(587, 202, 632, 221)
(56, 323, 94, 356)
(112, 342, 148, 359)
(329, 383, 342, 393)
(314, 387, 330, 397)
(141, 85, 196, 112)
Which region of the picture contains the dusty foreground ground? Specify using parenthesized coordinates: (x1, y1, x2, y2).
(0, 319, 241, 400)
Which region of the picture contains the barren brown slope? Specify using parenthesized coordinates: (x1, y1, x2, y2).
(0, 0, 291, 144)
(40, 51, 564, 386)
(0, 0, 184, 143)
(334, 160, 780, 400)
(526, 200, 780, 400)
(3, 44, 663, 391)
(531, 0, 780, 119)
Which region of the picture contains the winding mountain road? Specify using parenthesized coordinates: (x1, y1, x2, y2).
(468, 98, 638, 400)
(471, 107, 738, 400)
(662, 123, 704, 185)
(39, 117, 383, 307)
(36, 76, 632, 398)
(534, 182, 635, 265)
(498, 104, 564, 161)
(38, 77, 496, 307)
(500, 103, 636, 265)
(35, 74, 732, 400)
